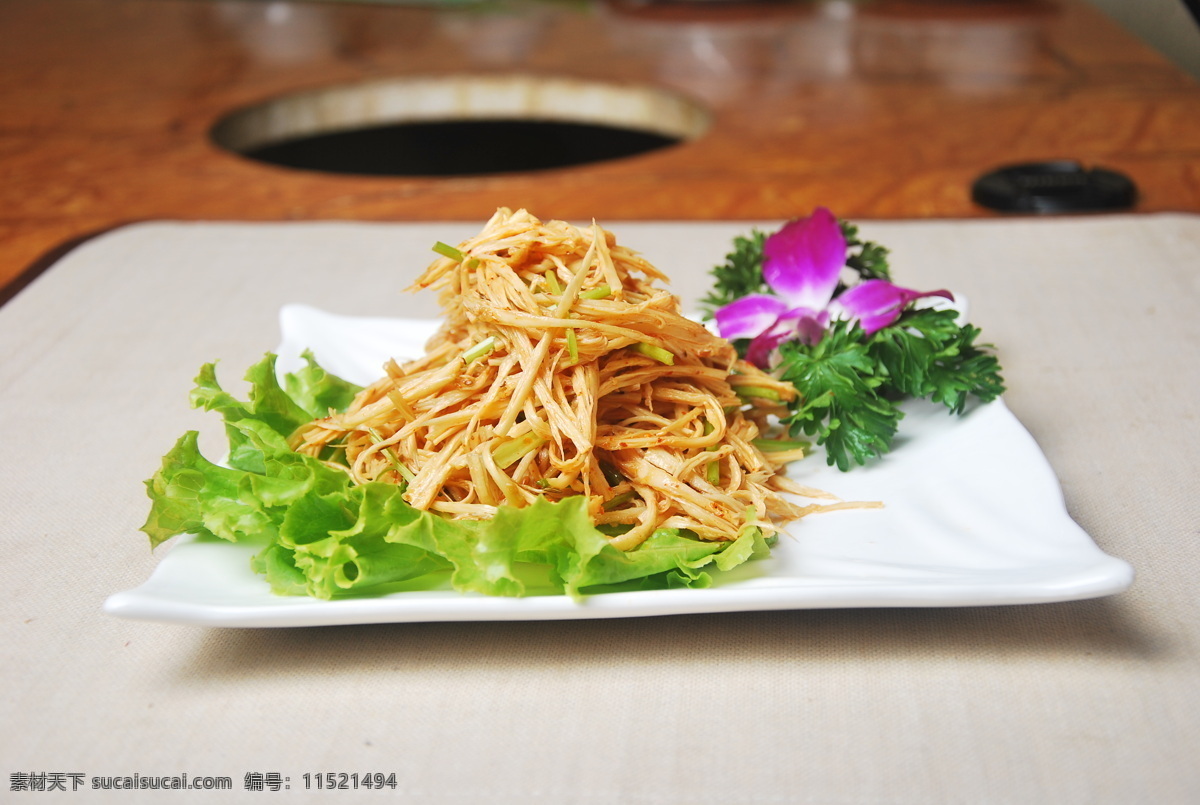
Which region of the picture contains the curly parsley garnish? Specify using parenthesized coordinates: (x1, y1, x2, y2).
(705, 208, 1005, 470)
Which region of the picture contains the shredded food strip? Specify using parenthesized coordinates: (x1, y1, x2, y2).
(290, 208, 852, 550)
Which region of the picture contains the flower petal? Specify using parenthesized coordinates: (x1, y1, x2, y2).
(714, 294, 788, 340)
(789, 309, 832, 345)
(744, 308, 828, 368)
(745, 331, 787, 369)
(762, 207, 846, 310)
(832, 280, 954, 334)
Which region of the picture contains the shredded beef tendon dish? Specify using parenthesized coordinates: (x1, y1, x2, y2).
(290, 208, 846, 551)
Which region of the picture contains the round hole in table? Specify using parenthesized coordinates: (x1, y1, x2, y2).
(211, 74, 712, 177)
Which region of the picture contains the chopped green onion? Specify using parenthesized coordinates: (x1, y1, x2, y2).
(463, 336, 497, 365)
(366, 428, 416, 482)
(579, 285, 612, 300)
(566, 328, 579, 364)
(432, 241, 465, 261)
(600, 462, 624, 486)
(734, 385, 782, 401)
(602, 490, 636, 511)
(492, 432, 546, 470)
(465, 257, 480, 270)
(544, 269, 562, 295)
(630, 342, 675, 365)
(702, 419, 720, 482)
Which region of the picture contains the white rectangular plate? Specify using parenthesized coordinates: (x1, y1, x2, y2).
(104, 305, 1133, 627)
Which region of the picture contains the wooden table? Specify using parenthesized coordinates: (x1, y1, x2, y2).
(3, 0, 1199, 302)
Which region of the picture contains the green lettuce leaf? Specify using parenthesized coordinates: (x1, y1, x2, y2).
(141, 354, 771, 599)
(284, 350, 364, 419)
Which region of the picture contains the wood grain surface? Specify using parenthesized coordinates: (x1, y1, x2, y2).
(3, 0, 1199, 300)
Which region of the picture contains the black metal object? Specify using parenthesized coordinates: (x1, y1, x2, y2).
(971, 161, 1137, 214)
(1182, 0, 1200, 26)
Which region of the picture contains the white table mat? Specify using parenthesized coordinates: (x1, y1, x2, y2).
(1, 214, 1197, 803)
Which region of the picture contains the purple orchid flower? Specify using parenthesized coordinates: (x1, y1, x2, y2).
(714, 207, 953, 368)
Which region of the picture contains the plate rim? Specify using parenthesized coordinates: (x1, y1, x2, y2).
(105, 308, 1134, 627)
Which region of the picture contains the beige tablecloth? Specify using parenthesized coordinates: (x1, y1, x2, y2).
(1, 215, 1197, 803)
